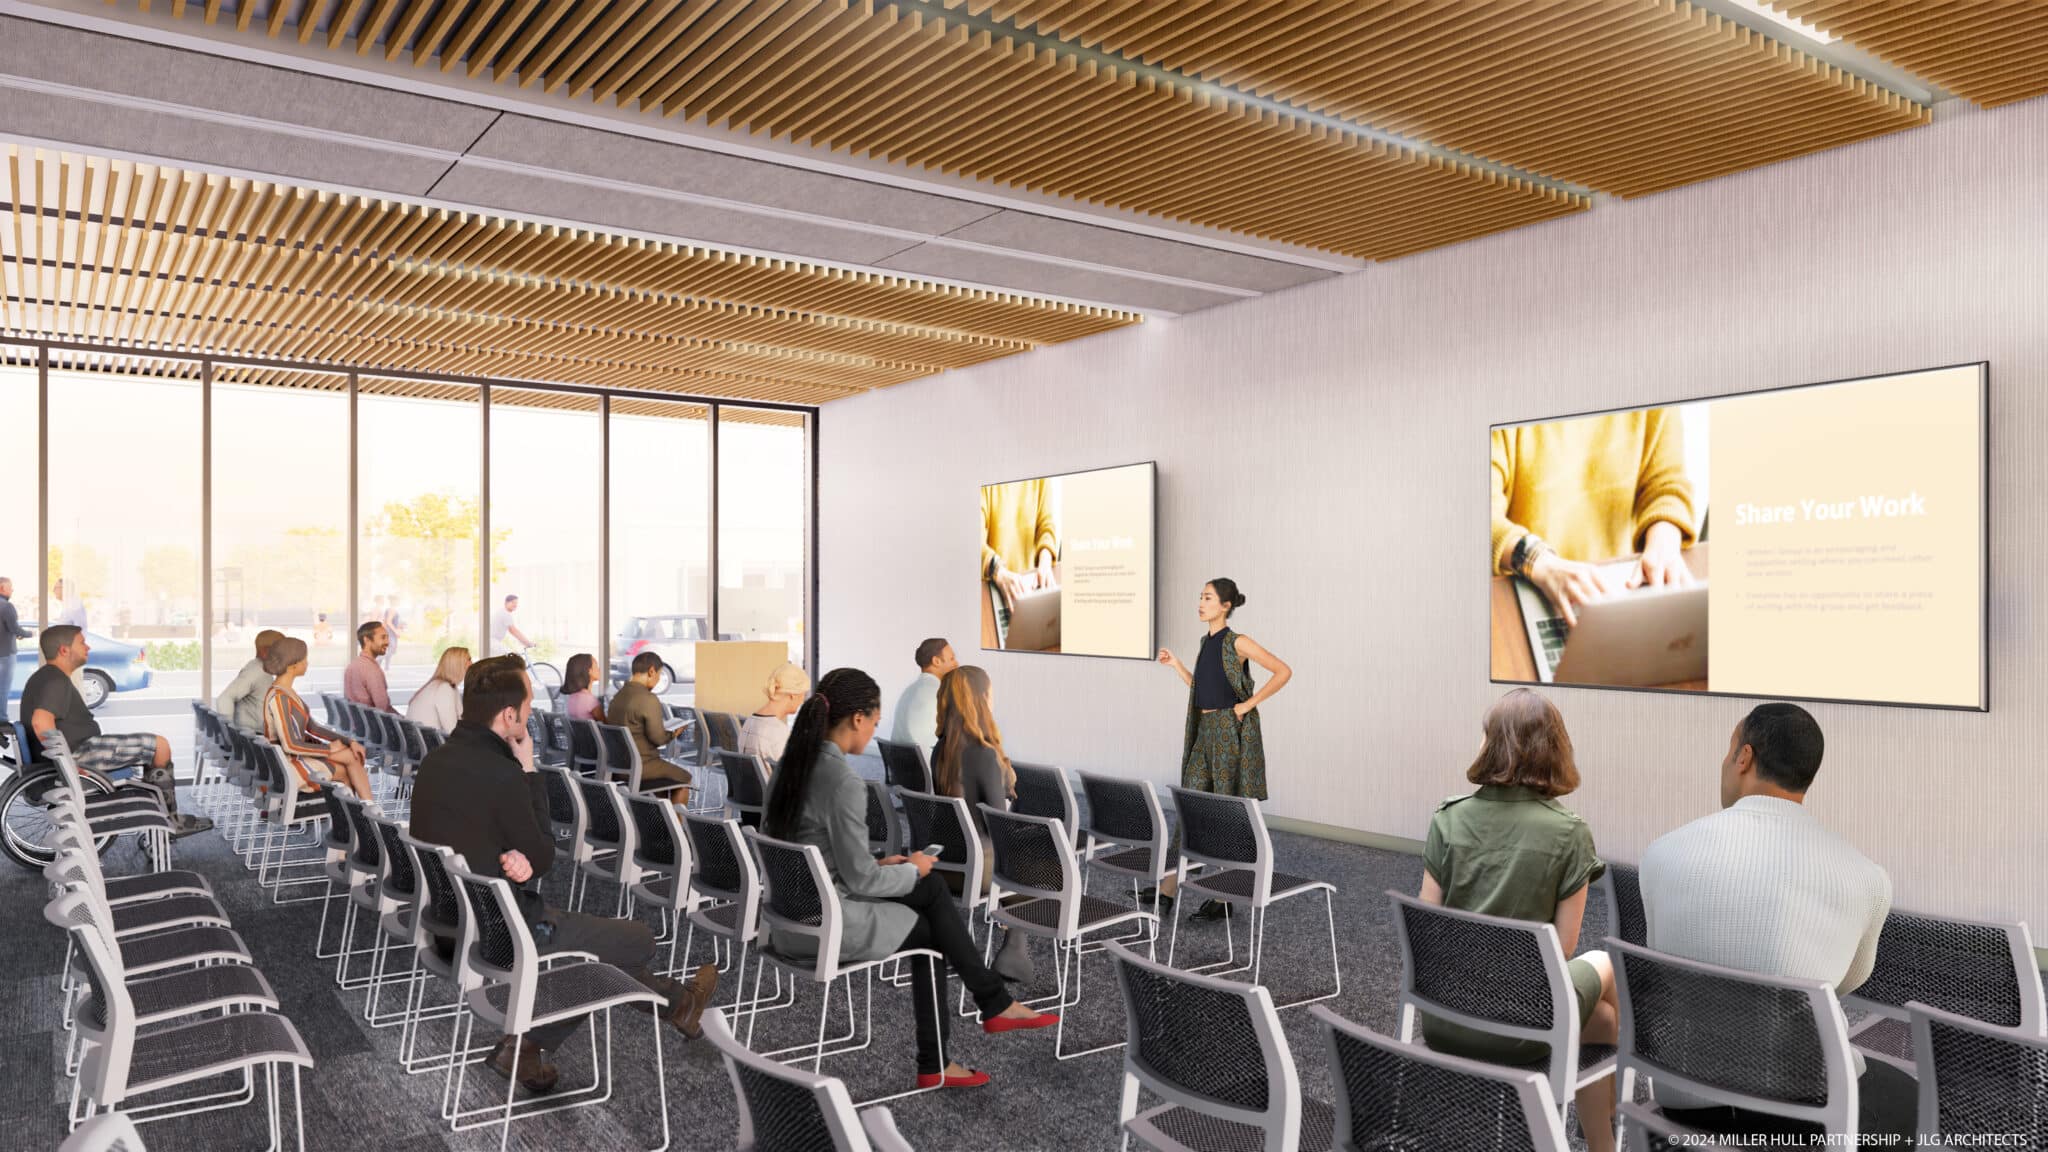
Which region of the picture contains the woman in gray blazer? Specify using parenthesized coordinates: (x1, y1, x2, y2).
(762, 667, 1056, 1090)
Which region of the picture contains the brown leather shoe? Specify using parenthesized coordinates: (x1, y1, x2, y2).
(667, 963, 719, 1039)
(487, 1036, 559, 1094)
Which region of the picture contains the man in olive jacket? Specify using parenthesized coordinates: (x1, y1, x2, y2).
(409, 655, 715, 1093)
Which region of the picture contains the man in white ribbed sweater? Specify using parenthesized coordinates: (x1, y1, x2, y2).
(1639, 701, 1908, 1138)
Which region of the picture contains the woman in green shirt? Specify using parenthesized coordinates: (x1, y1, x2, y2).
(1419, 689, 1618, 1152)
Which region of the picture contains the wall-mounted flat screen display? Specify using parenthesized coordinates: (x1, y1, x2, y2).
(1490, 364, 1986, 710)
(980, 462, 1155, 659)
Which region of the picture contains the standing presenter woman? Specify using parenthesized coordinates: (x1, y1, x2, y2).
(1155, 578, 1292, 920)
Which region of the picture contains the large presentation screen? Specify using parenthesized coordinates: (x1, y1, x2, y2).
(980, 462, 1155, 659)
(1490, 364, 1986, 710)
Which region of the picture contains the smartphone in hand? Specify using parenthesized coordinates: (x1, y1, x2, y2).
(920, 843, 945, 859)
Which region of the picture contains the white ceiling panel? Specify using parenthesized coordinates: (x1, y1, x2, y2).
(942, 210, 1336, 296)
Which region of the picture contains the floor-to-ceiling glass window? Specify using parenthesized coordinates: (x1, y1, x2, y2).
(357, 379, 482, 703)
(718, 408, 809, 666)
(608, 399, 710, 697)
(44, 354, 203, 743)
(1, 346, 40, 724)
(207, 368, 351, 713)
(488, 389, 601, 680)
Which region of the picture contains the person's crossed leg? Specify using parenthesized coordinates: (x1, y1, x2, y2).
(74, 731, 212, 837)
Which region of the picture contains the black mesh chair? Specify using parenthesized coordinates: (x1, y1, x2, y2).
(1389, 890, 1616, 1139)
(1010, 760, 1081, 851)
(333, 791, 396, 992)
(742, 829, 948, 1106)
(717, 749, 771, 827)
(443, 860, 673, 1149)
(542, 764, 598, 911)
(896, 789, 984, 914)
(1166, 786, 1339, 1009)
(396, 832, 490, 1081)
(875, 739, 931, 794)
(1109, 940, 1333, 1152)
(704, 1007, 917, 1152)
(538, 710, 571, 768)
(1597, 862, 1647, 948)
(43, 882, 314, 1147)
(569, 717, 605, 778)
(1842, 910, 2041, 1074)
(625, 790, 703, 976)
(984, 805, 1157, 1058)
(703, 711, 743, 758)
(684, 813, 781, 1022)
(1908, 1000, 2048, 1141)
(1315, 1004, 1568, 1151)
(1078, 770, 1185, 919)
(362, 814, 422, 1029)
(572, 775, 637, 916)
(1609, 938, 1857, 1140)
(865, 779, 900, 858)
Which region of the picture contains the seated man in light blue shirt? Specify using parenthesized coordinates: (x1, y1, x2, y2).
(888, 638, 957, 758)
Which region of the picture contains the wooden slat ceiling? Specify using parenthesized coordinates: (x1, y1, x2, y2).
(1772, 2, 2048, 108)
(0, 146, 1138, 404)
(965, 0, 1932, 199)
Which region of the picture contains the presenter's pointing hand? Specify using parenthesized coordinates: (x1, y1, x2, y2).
(1157, 648, 1182, 672)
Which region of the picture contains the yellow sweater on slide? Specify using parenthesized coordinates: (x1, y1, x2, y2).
(1491, 409, 1697, 574)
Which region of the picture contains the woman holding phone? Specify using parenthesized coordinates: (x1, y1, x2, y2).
(1154, 578, 1292, 919)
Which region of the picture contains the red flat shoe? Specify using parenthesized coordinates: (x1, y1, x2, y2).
(983, 1010, 1059, 1034)
(916, 1069, 992, 1089)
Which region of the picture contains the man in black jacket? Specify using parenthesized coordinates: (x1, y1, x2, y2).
(409, 655, 715, 1093)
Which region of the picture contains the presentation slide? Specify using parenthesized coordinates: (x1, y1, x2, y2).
(980, 462, 1155, 659)
(1489, 364, 1985, 709)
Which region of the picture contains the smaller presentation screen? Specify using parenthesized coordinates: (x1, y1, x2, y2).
(980, 462, 1155, 659)
(1490, 364, 1986, 710)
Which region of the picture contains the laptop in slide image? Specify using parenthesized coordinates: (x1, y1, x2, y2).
(1516, 562, 1709, 687)
(1000, 584, 1061, 651)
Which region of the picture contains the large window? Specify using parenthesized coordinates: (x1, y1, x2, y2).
(610, 399, 710, 695)
(488, 389, 601, 664)
(718, 408, 809, 666)
(45, 356, 203, 738)
(208, 370, 351, 700)
(357, 380, 482, 700)
(1, 347, 38, 724)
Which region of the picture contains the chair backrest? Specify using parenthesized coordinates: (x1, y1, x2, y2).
(1169, 785, 1274, 895)
(596, 723, 639, 786)
(704, 710, 742, 755)
(1388, 889, 1580, 1106)
(895, 789, 983, 908)
(1110, 940, 1301, 1152)
(875, 739, 930, 794)
(1609, 937, 1857, 1134)
(982, 805, 1083, 935)
(1909, 1000, 2048, 1140)
(371, 814, 417, 902)
(447, 858, 543, 1030)
(1009, 761, 1079, 848)
(1599, 861, 1648, 948)
(378, 709, 407, 758)
(540, 710, 571, 765)
(575, 773, 627, 850)
(569, 717, 604, 776)
(543, 764, 589, 858)
(339, 791, 382, 877)
(400, 717, 432, 762)
(864, 779, 898, 856)
(1314, 1004, 1567, 1152)
(400, 832, 473, 982)
(1845, 910, 2043, 1033)
(57, 1111, 146, 1152)
(718, 749, 770, 814)
(704, 1007, 876, 1152)
(1078, 770, 1166, 869)
(44, 882, 136, 1106)
(746, 829, 841, 979)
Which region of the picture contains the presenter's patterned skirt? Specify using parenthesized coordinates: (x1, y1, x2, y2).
(1182, 709, 1267, 800)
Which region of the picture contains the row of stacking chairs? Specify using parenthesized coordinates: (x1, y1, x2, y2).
(317, 693, 444, 813)
(35, 735, 315, 1149)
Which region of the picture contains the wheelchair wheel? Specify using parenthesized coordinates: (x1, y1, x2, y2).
(0, 766, 113, 869)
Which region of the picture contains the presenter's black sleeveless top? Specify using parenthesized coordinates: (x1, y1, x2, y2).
(1192, 630, 1237, 711)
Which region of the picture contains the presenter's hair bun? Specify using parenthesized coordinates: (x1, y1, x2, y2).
(1208, 577, 1247, 614)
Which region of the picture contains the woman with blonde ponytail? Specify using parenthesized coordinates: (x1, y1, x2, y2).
(762, 667, 1058, 1091)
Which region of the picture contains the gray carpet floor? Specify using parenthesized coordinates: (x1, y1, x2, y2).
(1, 764, 1624, 1152)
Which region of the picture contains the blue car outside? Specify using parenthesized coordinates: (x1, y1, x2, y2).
(8, 622, 153, 710)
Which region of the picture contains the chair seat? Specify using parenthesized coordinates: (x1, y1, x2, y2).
(85, 810, 171, 835)
(1187, 868, 1327, 903)
(122, 1011, 314, 1098)
(1091, 846, 1159, 876)
(1411, 1035, 1616, 1074)
(83, 793, 165, 814)
(478, 961, 664, 1028)
(117, 925, 251, 974)
(636, 874, 682, 903)
(1002, 894, 1153, 937)
(103, 870, 213, 902)
(1129, 1096, 1335, 1152)
(1850, 1015, 1915, 1063)
(128, 962, 278, 1023)
(110, 894, 230, 936)
(694, 901, 744, 934)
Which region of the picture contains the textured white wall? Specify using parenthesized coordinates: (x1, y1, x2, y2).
(820, 97, 2048, 933)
